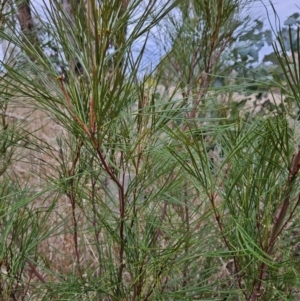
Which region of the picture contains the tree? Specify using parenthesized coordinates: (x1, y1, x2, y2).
(16, 0, 34, 38)
(1, 0, 300, 300)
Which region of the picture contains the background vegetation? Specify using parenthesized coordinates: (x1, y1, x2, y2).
(0, 0, 300, 300)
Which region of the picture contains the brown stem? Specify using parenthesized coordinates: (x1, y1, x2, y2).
(67, 190, 83, 277)
(143, 265, 165, 301)
(63, 141, 83, 277)
(251, 150, 300, 299)
(58, 71, 126, 286)
(210, 192, 244, 293)
(27, 260, 46, 283)
(118, 153, 126, 283)
(91, 171, 103, 277)
(155, 201, 168, 240)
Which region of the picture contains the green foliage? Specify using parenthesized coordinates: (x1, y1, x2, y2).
(0, 0, 300, 300)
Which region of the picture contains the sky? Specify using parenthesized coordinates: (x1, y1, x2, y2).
(1, 0, 299, 72)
